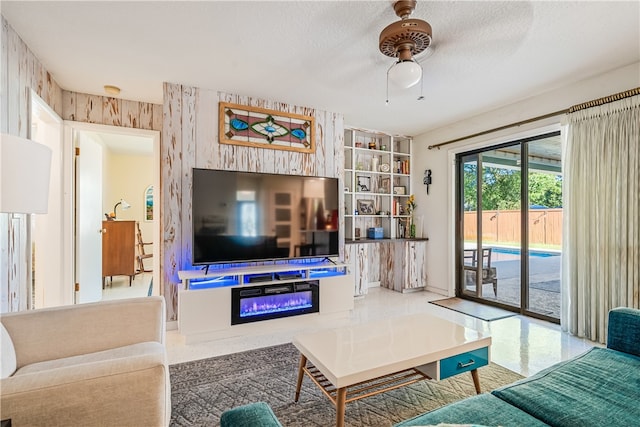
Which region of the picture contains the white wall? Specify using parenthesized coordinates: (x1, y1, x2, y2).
(412, 61, 640, 296)
(31, 98, 67, 307)
(104, 150, 154, 256)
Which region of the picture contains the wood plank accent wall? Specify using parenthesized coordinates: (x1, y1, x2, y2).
(0, 17, 63, 139)
(61, 91, 162, 131)
(161, 83, 345, 320)
(1, 17, 63, 312)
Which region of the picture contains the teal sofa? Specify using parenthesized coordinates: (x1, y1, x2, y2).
(397, 307, 640, 427)
(220, 307, 640, 427)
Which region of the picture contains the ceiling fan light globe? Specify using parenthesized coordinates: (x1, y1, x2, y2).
(388, 60, 422, 89)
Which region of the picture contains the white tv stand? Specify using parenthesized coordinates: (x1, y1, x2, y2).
(177, 260, 354, 343)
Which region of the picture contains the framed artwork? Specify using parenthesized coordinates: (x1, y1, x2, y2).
(357, 175, 371, 192)
(219, 102, 315, 153)
(144, 185, 153, 221)
(357, 199, 375, 215)
(379, 177, 391, 193)
(393, 186, 406, 195)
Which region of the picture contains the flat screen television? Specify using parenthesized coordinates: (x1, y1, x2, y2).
(192, 168, 340, 265)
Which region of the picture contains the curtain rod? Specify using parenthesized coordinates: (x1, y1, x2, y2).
(428, 87, 640, 150)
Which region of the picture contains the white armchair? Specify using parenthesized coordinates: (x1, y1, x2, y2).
(1, 296, 170, 426)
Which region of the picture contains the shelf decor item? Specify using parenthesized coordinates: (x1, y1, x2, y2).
(371, 156, 379, 172)
(393, 186, 406, 195)
(406, 194, 417, 238)
(380, 177, 390, 193)
(357, 175, 371, 192)
(357, 199, 375, 215)
(367, 227, 384, 239)
(219, 102, 315, 153)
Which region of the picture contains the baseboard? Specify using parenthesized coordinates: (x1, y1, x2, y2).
(166, 320, 178, 331)
(401, 287, 425, 293)
(425, 286, 449, 297)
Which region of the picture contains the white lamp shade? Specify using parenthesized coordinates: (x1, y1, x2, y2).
(388, 60, 422, 89)
(1, 133, 52, 214)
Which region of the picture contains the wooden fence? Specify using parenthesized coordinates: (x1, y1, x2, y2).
(463, 209, 563, 247)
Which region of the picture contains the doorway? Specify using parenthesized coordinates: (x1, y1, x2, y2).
(456, 131, 562, 322)
(29, 91, 69, 308)
(65, 122, 160, 303)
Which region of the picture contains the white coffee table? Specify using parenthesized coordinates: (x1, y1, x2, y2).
(293, 312, 492, 427)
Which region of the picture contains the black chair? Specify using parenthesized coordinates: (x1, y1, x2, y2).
(463, 248, 498, 297)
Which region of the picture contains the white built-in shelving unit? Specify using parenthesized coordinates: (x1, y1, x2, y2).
(344, 128, 412, 240)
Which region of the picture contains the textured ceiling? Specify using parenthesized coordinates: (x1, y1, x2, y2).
(2, 1, 639, 136)
(89, 131, 154, 156)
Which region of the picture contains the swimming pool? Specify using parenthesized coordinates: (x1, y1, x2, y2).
(492, 247, 560, 258)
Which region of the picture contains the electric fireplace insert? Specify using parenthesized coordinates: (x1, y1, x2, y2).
(231, 281, 320, 325)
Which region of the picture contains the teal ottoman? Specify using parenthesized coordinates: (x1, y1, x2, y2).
(219, 402, 282, 427)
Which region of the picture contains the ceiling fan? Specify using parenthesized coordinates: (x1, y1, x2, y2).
(379, 0, 433, 101)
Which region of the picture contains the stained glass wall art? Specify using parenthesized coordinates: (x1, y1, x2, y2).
(219, 102, 315, 153)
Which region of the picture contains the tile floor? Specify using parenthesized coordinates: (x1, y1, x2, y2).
(102, 273, 152, 301)
(165, 286, 598, 377)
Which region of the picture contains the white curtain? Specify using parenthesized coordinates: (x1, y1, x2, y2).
(561, 94, 640, 343)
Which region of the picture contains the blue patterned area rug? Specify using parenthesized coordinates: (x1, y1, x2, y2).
(169, 343, 523, 426)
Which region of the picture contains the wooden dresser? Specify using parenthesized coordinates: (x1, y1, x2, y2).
(102, 220, 135, 287)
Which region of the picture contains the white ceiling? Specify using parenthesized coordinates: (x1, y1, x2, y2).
(84, 131, 154, 156)
(3, 1, 639, 136)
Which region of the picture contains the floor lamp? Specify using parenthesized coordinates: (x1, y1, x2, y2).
(1, 133, 52, 310)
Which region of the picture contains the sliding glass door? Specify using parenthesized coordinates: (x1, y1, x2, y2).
(526, 137, 563, 318)
(456, 132, 562, 321)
